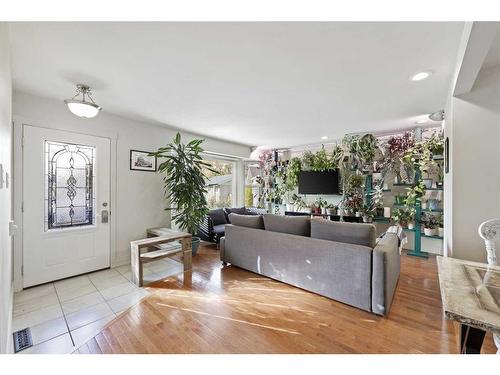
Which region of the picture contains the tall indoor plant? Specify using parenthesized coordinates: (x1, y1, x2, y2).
(151, 133, 215, 255)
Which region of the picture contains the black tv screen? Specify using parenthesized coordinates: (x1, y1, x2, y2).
(298, 170, 340, 195)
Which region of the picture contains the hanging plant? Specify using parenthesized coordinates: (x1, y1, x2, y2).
(285, 157, 302, 190)
(301, 150, 315, 170)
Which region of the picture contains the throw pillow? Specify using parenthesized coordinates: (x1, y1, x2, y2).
(208, 208, 228, 226)
(262, 214, 311, 237)
(228, 213, 264, 229)
(310, 220, 376, 248)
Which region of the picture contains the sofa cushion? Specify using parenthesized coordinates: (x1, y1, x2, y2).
(208, 209, 228, 226)
(262, 214, 311, 237)
(228, 213, 264, 229)
(310, 220, 376, 248)
(224, 207, 247, 222)
(212, 224, 226, 235)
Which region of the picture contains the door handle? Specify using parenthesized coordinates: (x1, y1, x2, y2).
(101, 210, 109, 223)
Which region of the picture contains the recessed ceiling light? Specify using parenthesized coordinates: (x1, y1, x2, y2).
(411, 71, 432, 81)
(415, 119, 427, 125)
(321, 136, 329, 140)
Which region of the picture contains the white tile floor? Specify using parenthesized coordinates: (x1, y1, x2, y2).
(12, 257, 182, 354)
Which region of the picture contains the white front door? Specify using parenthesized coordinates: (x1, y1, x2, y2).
(22, 125, 111, 288)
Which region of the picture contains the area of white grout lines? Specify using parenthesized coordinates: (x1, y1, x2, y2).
(12, 258, 182, 353)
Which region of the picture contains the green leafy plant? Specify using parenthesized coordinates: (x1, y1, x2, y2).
(301, 151, 316, 170)
(285, 157, 302, 190)
(404, 180, 426, 206)
(151, 133, 215, 235)
(391, 207, 415, 227)
(420, 212, 439, 229)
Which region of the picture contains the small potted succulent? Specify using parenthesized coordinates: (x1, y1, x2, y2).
(421, 213, 439, 236)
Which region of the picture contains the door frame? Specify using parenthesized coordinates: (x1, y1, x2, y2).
(12, 118, 118, 292)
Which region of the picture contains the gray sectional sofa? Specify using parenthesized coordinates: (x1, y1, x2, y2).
(220, 213, 400, 316)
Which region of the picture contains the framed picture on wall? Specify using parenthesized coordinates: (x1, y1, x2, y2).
(130, 150, 157, 172)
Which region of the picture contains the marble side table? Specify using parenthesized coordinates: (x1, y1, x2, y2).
(437, 256, 500, 354)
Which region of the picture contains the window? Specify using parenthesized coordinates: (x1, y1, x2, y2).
(244, 162, 262, 208)
(45, 141, 95, 230)
(202, 159, 234, 209)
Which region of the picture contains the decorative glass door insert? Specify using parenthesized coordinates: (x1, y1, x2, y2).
(45, 140, 95, 230)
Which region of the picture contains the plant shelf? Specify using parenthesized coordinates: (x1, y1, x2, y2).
(373, 217, 390, 222)
(393, 183, 414, 187)
(421, 234, 443, 240)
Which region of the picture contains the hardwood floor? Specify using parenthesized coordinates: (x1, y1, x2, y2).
(74, 244, 497, 354)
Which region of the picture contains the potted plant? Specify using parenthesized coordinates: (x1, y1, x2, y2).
(151, 133, 215, 255)
(360, 203, 374, 223)
(391, 207, 414, 228)
(371, 184, 385, 217)
(438, 215, 444, 237)
(421, 213, 439, 236)
(326, 204, 337, 215)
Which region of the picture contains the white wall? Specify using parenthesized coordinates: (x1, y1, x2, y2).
(445, 65, 500, 262)
(0, 23, 13, 354)
(12, 91, 251, 273)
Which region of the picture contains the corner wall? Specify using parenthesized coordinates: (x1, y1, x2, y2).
(0, 23, 13, 354)
(446, 65, 500, 262)
(12, 91, 251, 271)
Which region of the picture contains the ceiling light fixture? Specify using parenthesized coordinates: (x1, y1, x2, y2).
(64, 84, 102, 118)
(411, 71, 432, 81)
(321, 136, 329, 140)
(415, 119, 427, 125)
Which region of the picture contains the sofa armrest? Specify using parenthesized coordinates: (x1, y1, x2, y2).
(371, 233, 400, 316)
(197, 215, 214, 242)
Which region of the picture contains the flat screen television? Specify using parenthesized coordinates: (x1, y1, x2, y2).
(298, 170, 340, 195)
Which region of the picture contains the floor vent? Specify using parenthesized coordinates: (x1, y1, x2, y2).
(13, 328, 33, 353)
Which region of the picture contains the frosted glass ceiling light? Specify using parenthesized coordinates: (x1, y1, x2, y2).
(64, 84, 102, 118)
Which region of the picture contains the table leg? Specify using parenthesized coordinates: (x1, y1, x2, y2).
(460, 324, 486, 354)
(182, 237, 192, 272)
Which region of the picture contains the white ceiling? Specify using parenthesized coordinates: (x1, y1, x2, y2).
(9, 22, 464, 148)
(483, 25, 500, 70)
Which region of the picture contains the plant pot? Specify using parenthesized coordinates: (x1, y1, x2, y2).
(362, 215, 373, 223)
(429, 199, 440, 211)
(407, 223, 414, 230)
(436, 181, 443, 189)
(321, 207, 327, 214)
(438, 227, 444, 237)
(422, 179, 433, 189)
(192, 236, 201, 256)
(383, 207, 391, 218)
(355, 211, 361, 217)
(424, 228, 437, 236)
(421, 202, 428, 210)
(327, 208, 337, 215)
(376, 207, 384, 217)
